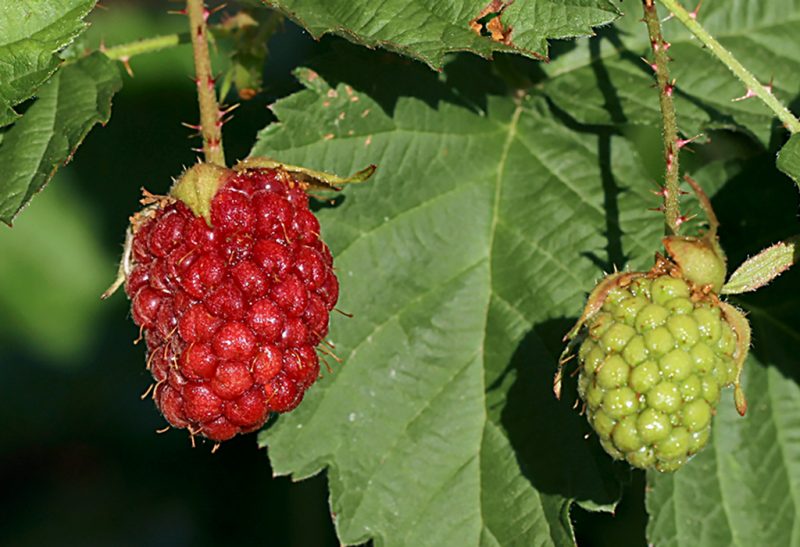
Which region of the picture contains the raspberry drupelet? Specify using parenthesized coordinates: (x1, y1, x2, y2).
(125, 164, 339, 442)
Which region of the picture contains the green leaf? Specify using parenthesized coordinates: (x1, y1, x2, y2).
(541, 0, 800, 146)
(252, 47, 666, 545)
(778, 133, 800, 187)
(218, 9, 282, 100)
(0, 0, 96, 126)
(260, 0, 621, 69)
(0, 52, 122, 225)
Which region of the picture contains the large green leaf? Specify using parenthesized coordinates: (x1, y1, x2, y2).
(0, 52, 121, 225)
(541, 0, 800, 147)
(252, 46, 666, 545)
(0, 0, 96, 126)
(261, 0, 621, 69)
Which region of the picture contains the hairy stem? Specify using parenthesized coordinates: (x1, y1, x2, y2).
(186, 0, 225, 166)
(103, 33, 191, 61)
(643, 0, 681, 235)
(660, 0, 800, 134)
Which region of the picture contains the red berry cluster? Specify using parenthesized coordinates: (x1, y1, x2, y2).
(125, 167, 338, 441)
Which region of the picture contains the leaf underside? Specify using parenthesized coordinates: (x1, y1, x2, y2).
(0, 53, 122, 225)
(261, 0, 621, 69)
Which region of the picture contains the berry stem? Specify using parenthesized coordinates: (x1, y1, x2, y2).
(642, 0, 682, 235)
(102, 33, 191, 61)
(186, 0, 226, 166)
(659, 0, 800, 134)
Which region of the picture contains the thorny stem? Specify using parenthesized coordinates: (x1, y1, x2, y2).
(186, 0, 226, 166)
(642, 0, 682, 235)
(660, 0, 800, 134)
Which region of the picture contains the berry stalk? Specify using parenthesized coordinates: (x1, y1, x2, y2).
(660, 0, 800, 134)
(186, 0, 226, 166)
(103, 33, 190, 61)
(642, 0, 682, 235)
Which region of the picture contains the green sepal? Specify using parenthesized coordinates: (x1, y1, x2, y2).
(556, 271, 643, 400)
(169, 163, 232, 225)
(719, 302, 751, 416)
(663, 236, 727, 293)
(237, 157, 376, 190)
(722, 236, 799, 295)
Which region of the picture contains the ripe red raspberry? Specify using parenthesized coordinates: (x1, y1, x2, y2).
(124, 163, 339, 442)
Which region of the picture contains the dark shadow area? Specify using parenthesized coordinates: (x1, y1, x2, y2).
(573, 469, 648, 547)
(310, 193, 347, 213)
(315, 40, 465, 114)
(546, 98, 628, 272)
(710, 152, 800, 384)
(712, 153, 799, 267)
(0, 340, 338, 546)
(296, 37, 557, 121)
(768, 92, 800, 152)
(498, 317, 627, 509)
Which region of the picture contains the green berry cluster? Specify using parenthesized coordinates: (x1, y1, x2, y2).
(577, 274, 738, 472)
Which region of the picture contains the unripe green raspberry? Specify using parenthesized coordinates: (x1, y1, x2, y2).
(573, 273, 741, 472)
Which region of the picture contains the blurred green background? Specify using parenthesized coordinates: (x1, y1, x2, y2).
(1, 2, 795, 546)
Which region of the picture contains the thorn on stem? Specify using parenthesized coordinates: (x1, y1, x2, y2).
(209, 3, 227, 16)
(652, 186, 668, 198)
(641, 56, 658, 72)
(120, 56, 134, 78)
(689, 0, 703, 20)
(676, 134, 703, 149)
(218, 103, 240, 118)
(732, 88, 757, 102)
